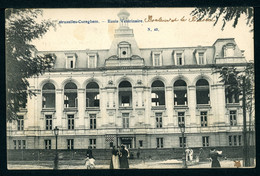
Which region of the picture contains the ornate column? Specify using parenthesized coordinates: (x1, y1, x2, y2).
(188, 86, 197, 127)
(165, 86, 174, 126)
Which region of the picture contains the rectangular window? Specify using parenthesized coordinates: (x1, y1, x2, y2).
(17, 116, 24, 130)
(230, 110, 237, 126)
(90, 114, 96, 129)
(202, 136, 209, 147)
(89, 56, 96, 68)
(18, 140, 21, 149)
(229, 135, 232, 146)
(200, 111, 208, 127)
(234, 135, 237, 146)
(176, 53, 183, 65)
(89, 139, 96, 149)
(68, 115, 74, 130)
(13, 140, 16, 149)
(178, 112, 185, 127)
(45, 115, 52, 130)
(156, 113, 162, 128)
(67, 139, 74, 149)
(198, 52, 204, 64)
(238, 135, 242, 146)
(45, 140, 51, 149)
(122, 113, 129, 128)
(156, 138, 163, 148)
(179, 137, 186, 147)
(154, 54, 160, 66)
(22, 140, 26, 149)
(139, 140, 143, 148)
(67, 55, 75, 69)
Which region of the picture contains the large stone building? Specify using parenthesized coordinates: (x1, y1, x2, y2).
(7, 10, 248, 150)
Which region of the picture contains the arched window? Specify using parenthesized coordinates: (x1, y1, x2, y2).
(196, 79, 210, 105)
(119, 81, 132, 107)
(151, 80, 165, 106)
(174, 80, 187, 106)
(42, 83, 55, 109)
(86, 82, 100, 107)
(64, 82, 78, 108)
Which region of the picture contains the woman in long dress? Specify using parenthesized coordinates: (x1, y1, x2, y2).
(119, 145, 129, 169)
(209, 148, 221, 168)
(110, 146, 120, 169)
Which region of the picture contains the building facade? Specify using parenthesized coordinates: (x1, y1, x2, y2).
(7, 10, 248, 150)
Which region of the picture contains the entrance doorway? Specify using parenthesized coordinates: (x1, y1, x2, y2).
(120, 137, 133, 148)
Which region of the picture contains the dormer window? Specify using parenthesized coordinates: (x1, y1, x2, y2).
(152, 52, 162, 66)
(65, 54, 77, 69)
(118, 41, 131, 58)
(224, 43, 235, 57)
(194, 49, 206, 65)
(88, 54, 97, 68)
(173, 50, 184, 66)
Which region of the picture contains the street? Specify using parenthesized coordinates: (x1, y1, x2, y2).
(7, 158, 253, 170)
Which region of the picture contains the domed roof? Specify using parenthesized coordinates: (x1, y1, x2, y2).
(117, 9, 130, 17)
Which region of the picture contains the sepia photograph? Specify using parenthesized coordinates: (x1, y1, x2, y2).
(5, 7, 255, 170)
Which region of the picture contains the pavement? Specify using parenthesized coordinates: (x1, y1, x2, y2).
(7, 158, 255, 170)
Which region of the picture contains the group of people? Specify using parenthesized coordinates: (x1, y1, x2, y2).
(185, 147, 194, 162)
(110, 145, 130, 169)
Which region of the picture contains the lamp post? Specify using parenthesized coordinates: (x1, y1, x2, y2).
(179, 124, 187, 168)
(53, 126, 59, 170)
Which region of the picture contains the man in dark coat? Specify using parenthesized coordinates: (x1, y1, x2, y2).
(119, 145, 129, 169)
(209, 148, 221, 167)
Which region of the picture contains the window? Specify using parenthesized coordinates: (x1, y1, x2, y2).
(202, 136, 209, 147)
(228, 135, 242, 146)
(176, 53, 183, 65)
(156, 113, 163, 128)
(45, 140, 51, 149)
(156, 138, 163, 148)
(67, 139, 74, 149)
(17, 116, 24, 130)
(174, 80, 187, 106)
(68, 115, 74, 130)
(89, 139, 96, 149)
(200, 111, 208, 127)
(13, 140, 26, 149)
(13, 140, 16, 149)
(198, 52, 204, 64)
(224, 44, 235, 57)
(179, 137, 186, 147)
(118, 42, 131, 58)
(151, 80, 165, 106)
(86, 82, 100, 107)
(45, 115, 52, 130)
(230, 110, 237, 126)
(154, 54, 160, 66)
(64, 82, 78, 108)
(66, 54, 76, 69)
(122, 113, 129, 128)
(139, 140, 143, 148)
(196, 79, 210, 105)
(42, 83, 55, 109)
(119, 81, 132, 107)
(178, 112, 185, 126)
(90, 114, 96, 129)
(88, 55, 97, 68)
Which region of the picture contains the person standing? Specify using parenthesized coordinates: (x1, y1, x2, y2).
(209, 148, 222, 168)
(137, 147, 141, 159)
(110, 146, 120, 169)
(189, 148, 193, 161)
(119, 145, 129, 169)
(85, 146, 95, 169)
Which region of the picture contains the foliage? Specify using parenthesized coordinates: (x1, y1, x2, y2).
(215, 62, 254, 111)
(190, 7, 254, 30)
(6, 9, 56, 122)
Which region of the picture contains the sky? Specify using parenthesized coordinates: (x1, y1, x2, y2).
(32, 8, 254, 61)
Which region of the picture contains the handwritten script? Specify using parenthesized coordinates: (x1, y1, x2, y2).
(144, 15, 215, 23)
